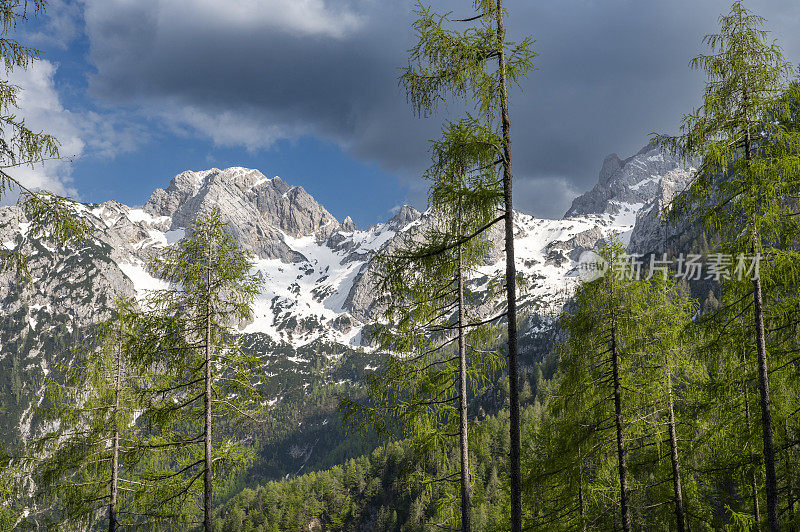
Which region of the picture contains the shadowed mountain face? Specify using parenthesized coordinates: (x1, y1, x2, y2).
(0, 145, 692, 444)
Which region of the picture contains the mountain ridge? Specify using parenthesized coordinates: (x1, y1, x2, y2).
(0, 144, 693, 347)
(0, 143, 692, 445)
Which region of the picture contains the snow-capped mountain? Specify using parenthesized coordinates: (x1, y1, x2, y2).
(0, 144, 691, 443)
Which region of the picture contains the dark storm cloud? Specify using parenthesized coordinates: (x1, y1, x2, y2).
(83, 0, 800, 219)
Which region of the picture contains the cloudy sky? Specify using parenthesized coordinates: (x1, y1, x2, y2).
(10, 0, 800, 225)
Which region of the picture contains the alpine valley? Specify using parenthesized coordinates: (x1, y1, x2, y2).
(0, 143, 693, 489)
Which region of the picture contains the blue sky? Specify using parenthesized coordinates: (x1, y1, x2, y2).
(9, 0, 800, 226)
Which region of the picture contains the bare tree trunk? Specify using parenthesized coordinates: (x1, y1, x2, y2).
(579, 447, 587, 532)
(457, 246, 471, 532)
(494, 2, 521, 529)
(785, 420, 796, 531)
(743, 351, 761, 529)
(109, 336, 121, 532)
(666, 371, 686, 532)
(744, 119, 778, 532)
(204, 240, 213, 532)
(753, 276, 778, 532)
(610, 315, 632, 532)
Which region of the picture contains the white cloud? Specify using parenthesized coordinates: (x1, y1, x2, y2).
(85, 0, 364, 44)
(5, 60, 83, 198)
(2, 58, 144, 202)
(24, 0, 83, 50)
(159, 0, 365, 39)
(160, 102, 309, 151)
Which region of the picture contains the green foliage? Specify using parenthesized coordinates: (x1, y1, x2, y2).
(400, 2, 535, 119)
(400, 4, 536, 525)
(654, 2, 800, 528)
(32, 298, 148, 529)
(399, 0, 535, 226)
(655, 1, 800, 257)
(338, 3, 537, 527)
(526, 243, 705, 530)
(0, 0, 91, 280)
(217, 412, 515, 531)
(341, 158, 505, 527)
(0, 447, 24, 530)
(13, 2, 800, 531)
(127, 207, 265, 527)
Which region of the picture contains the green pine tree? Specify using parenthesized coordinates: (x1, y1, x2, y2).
(342, 176, 503, 530)
(0, 0, 91, 278)
(527, 243, 703, 530)
(33, 298, 147, 531)
(0, 3, 93, 515)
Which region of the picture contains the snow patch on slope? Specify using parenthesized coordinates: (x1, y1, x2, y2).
(119, 261, 169, 299)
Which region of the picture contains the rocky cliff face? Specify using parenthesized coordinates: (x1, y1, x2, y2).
(627, 167, 696, 255)
(143, 167, 340, 262)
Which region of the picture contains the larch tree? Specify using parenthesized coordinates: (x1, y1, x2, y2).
(132, 207, 264, 531)
(33, 298, 146, 531)
(399, 2, 535, 527)
(342, 155, 504, 530)
(632, 269, 701, 532)
(0, 3, 91, 524)
(528, 243, 702, 531)
(654, 2, 800, 529)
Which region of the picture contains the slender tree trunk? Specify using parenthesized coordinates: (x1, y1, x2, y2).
(579, 447, 587, 532)
(743, 351, 761, 529)
(753, 276, 778, 532)
(666, 370, 686, 532)
(785, 420, 795, 531)
(610, 310, 632, 532)
(494, 2, 521, 529)
(204, 240, 213, 532)
(457, 246, 471, 532)
(109, 336, 121, 532)
(744, 119, 778, 532)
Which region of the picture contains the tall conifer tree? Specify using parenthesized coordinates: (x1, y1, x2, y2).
(343, 163, 503, 530)
(400, 4, 535, 526)
(133, 208, 263, 531)
(654, 3, 800, 528)
(528, 244, 702, 530)
(34, 299, 145, 530)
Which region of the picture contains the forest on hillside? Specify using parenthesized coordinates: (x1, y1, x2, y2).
(2, 0, 800, 531)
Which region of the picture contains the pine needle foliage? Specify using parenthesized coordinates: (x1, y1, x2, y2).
(341, 169, 504, 530)
(526, 243, 704, 530)
(0, 0, 91, 279)
(653, 3, 800, 528)
(400, 2, 535, 527)
(400, 1, 534, 120)
(33, 298, 147, 531)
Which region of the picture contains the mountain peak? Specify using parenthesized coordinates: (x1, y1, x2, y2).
(387, 205, 420, 229)
(341, 216, 358, 232)
(564, 144, 689, 220)
(143, 167, 340, 260)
